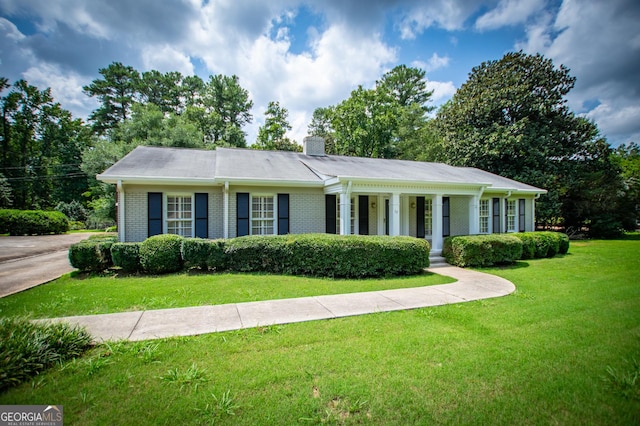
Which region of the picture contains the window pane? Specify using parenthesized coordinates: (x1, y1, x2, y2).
(251, 195, 275, 235)
(166, 195, 193, 237)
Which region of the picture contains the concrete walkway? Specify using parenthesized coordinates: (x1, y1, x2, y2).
(44, 265, 515, 342)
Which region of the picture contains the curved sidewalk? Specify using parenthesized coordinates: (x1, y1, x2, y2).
(43, 265, 515, 342)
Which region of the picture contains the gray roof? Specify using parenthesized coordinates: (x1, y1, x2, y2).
(98, 145, 545, 193)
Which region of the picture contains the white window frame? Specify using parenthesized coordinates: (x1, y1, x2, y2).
(424, 198, 433, 236)
(506, 199, 517, 232)
(165, 193, 194, 237)
(251, 194, 276, 235)
(479, 199, 490, 234)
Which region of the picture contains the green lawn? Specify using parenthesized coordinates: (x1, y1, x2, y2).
(1, 237, 639, 425)
(0, 271, 454, 319)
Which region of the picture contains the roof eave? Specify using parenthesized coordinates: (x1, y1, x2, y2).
(97, 174, 218, 186)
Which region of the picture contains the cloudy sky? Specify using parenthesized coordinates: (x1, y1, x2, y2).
(1, 0, 638, 147)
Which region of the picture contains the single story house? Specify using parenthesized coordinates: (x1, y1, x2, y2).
(97, 136, 546, 253)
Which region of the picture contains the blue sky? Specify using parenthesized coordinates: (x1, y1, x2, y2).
(1, 0, 638, 147)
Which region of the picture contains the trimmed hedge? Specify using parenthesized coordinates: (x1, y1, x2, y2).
(225, 234, 430, 278)
(511, 232, 569, 259)
(68, 235, 117, 272)
(443, 232, 570, 267)
(111, 242, 141, 273)
(181, 238, 226, 271)
(139, 234, 184, 275)
(443, 234, 523, 267)
(0, 209, 69, 235)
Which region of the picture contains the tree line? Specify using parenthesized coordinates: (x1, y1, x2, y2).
(1, 53, 638, 236)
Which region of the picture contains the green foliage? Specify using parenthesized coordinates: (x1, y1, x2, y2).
(139, 234, 184, 275)
(0, 317, 92, 391)
(511, 232, 568, 259)
(111, 242, 141, 273)
(55, 200, 88, 222)
(443, 235, 523, 267)
(225, 234, 430, 278)
(254, 101, 299, 151)
(181, 238, 226, 270)
(0, 209, 69, 235)
(432, 51, 626, 234)
(68, 236, 117, 272)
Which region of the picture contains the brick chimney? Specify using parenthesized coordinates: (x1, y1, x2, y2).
(303, 136, 326, 156)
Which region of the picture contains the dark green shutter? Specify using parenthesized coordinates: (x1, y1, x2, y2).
(148, 192, 163, 237)
(519, 199, 526, 232)
(492, 198, 501, 233)
(442, 197, 450, 237)
(358, 195, 369, 235)
(416, 196, 425, 238)
(325, 195, 337, 234)
(237, 193, 250, 237)
(277, 193, 289, 235)
(195, 193, 208, 238)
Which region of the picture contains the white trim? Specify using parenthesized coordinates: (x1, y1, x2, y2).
(223, 182, 229, 239)
(164, 192, 195, 238)
(117, 180, 125, 242)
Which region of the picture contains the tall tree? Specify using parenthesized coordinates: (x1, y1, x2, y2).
(198, 74, 253, 147)
(254, 101, 299, 151)
(433, 51, 617, 231)
(307, 106, 337, 154)
(83, 62, 141, 134)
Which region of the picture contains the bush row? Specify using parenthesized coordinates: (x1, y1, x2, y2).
(443, 232, 569, 267)
(0, 317, 93, 391)
(70, 234, 431, 278)
(0, 209, 69, 235)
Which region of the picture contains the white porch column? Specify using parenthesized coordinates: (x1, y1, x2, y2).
(402, 196, 410, 236)
(389, 193, 401, 236)
(223, 181, 229, 239)
(377, 195, 385, 235)
(469, 194, 479, 235)
(339, 192, 351, 235)
(432, 194, 443, 252)
(117, 180, 125, 242)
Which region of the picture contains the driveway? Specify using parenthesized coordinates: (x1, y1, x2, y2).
(0, 233, 95, 298)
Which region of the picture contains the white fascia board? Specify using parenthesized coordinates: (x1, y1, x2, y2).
(483, 187, 547, 196)
(216, 177, 324, 188)
(324, 177, 490, 193)
(97, 174, 218, 186)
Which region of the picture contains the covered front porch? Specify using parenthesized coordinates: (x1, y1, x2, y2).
(325, 181, 536, 253)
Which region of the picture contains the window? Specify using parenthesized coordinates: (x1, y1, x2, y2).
(506, 200, 516, 232)
(167, 195, 193, 237)
(424, 198, 433, 236)
(252, 195, 275, 235)
(479, 199, 490, 233)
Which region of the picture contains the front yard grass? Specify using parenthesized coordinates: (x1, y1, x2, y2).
(0, 270, 455, 319)
(1, 236, 639, 424)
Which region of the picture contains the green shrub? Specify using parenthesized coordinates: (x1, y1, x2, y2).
(0, 209, 69, 235)
(442, 235, 523, 267)
(139, 234, 184, 275)
(0, 317, 92, 391)
(68, 236, 117, 272)
(224, 234, 430, 278)
(111, 242, 141, 273)
(181, 238, 226, 271)
(558, 233, 570, 254)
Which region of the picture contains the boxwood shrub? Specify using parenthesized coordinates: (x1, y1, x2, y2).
(0, 209, 69, 235)
(442, 234, 523, 267)
(139, 234, 184, 274)
(181, 238, 226, 271)
(111, 242, 142, 273)
(68, 236, 117, 272)
(224, 234, 430, 278)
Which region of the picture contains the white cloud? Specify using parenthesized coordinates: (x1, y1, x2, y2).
(475, 0, 546, 31)
(141, 45, 194, 76)
(412, 53, 450, 73)
(426, 80, 457, 103)
(516, 0, 640, 146)
(22, 63, 98, 119)
(398, 0, 482, 39)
